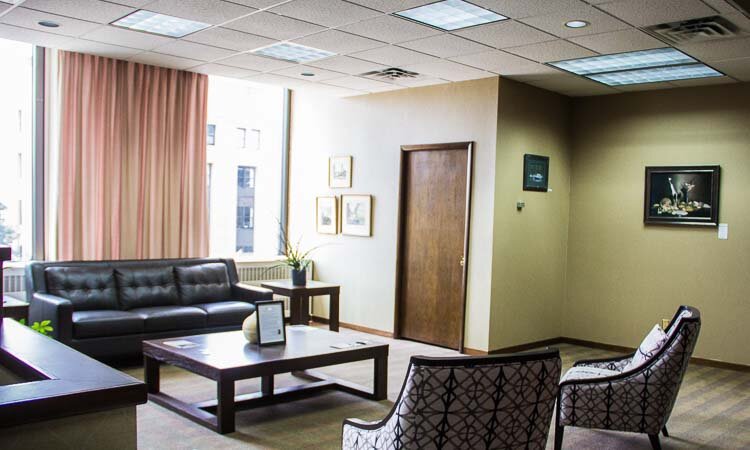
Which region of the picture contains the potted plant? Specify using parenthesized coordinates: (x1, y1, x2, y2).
(276, 228, 321, 286)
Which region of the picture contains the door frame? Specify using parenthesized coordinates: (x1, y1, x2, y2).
(393, 142, 474, 353)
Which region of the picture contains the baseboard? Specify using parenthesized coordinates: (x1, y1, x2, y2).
(311, 316, 394, 338)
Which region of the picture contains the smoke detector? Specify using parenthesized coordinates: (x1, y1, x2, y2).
(644, 16, 745, 45)
(359, 67, 423, 81)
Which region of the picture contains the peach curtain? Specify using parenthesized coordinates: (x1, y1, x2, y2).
(57, 51, 208, 260)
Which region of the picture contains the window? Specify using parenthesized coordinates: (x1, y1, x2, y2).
(207, 124, 216, 145)
(0, 38, 34, 261)
(236, 127, 246, 148)
(206, 76, 285, 259)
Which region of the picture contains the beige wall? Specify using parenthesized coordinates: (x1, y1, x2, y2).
(566, 83, 750, 365)
(489, 79, 572, 350)
(289, 77, 500, 351)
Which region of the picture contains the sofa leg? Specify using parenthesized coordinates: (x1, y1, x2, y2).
(662, 426, 669, 438)
(648, 433, 662, 450)
(554, 424, 564, 450)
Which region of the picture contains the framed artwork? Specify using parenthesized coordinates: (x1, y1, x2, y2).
(329, 156, 352, 188)
(523, 154, 550, 191)
(341, 194, 372, 237)
(256, 300, 286, 346)
(644, 165, 720, 226)
(316, 196, 337, 234)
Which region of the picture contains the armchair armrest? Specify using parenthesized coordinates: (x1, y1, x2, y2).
(232, 283, 273, 303)
(29, 293, 73, 342)
(342, 418, 391, 450)
(574, 353, 633, 372)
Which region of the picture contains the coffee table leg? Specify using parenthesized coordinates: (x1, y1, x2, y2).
(261, 375, 274, 396)
(216, 378, 235, 434)
(329, 290, 340, 332)
(374, 354, 387, 400)
(144, 355, 160, 394)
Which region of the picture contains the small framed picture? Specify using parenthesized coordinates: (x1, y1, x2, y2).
(256, 300, 286, 346)
(329, 155, 352, 188)
(316, 196, 337, 234)
(341, 194, 372, 237)
(644, 165, 720, 226)
(523, 154, 550, 192)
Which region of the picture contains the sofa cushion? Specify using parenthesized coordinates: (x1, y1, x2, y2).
(45, 267, 119, 311)
(115, 266, 178, 310)
(72, 310, 145, 339)
(174, 263, 232, 305)
(129, 306, 207, 332)
(193, 301, 255, 327)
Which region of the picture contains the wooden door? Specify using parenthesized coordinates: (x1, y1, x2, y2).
(396, 142, 472, 351)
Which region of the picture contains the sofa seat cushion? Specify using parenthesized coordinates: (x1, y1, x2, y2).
(73, 310, 145, 339)
(115, 266, 179, 310)
(130, 306, 207, 332)
(193, 301, 255, 327)
(45, 266, 119, 311)
(174, 263, 232, 305)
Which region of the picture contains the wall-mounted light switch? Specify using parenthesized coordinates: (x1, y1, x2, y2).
(516, 200, 525, 210)
(718, 223, 728, 240)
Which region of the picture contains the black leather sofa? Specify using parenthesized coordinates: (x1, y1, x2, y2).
(26, 258, 272, 359)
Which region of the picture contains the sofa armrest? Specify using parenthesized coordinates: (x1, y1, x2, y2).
(232, 283, 273, 303)
(29, 293, 73, 342)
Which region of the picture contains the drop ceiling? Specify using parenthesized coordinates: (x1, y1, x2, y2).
(0, 0, 748, 97)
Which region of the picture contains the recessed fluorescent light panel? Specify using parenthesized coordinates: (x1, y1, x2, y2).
(112, 10, 210, 38)
(252, 42, 335, 63)
(549, 47, 723, 86)
(396, 0, 507, 31)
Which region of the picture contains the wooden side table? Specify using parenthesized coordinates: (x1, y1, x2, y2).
(260, 280, 340, 332)
(3, 296, 30, 322)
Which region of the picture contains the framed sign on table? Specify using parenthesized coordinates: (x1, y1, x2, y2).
(256, 300, 286, 346)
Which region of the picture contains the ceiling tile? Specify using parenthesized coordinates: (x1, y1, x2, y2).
(338, 15, 441, 44)
(404, 60, 495, 81)
(453, 20, 557, 49)
(68, 39, 142, 58)
(678, 37, 750, 61)
(596, 0, 716, 27)
(271, 64, 346, 81)
(470, 0, 587, 19)
(450, 49, 561, 76)
(245, 73, 315, 89)
(524, 72, 610, 92)
(613, 81, 677, 91)
(398, 34, 492, 58)
(190, 63, 260, 78)
(344, 0, 434, 13)
(518, 5, 630, 38)
(292, 30, 385, 54)
(711, 57, 750, 81)
(269, 0, 380, 28)
(105, 0, 151, 6)
(670, 75, 737, 86)
(152, 40, 236, 61)
(350, 45, 440, 66)
(323, 75, 396, 91)
(0, 7, 101, 37)
(567, 29, 665, 54)
(505, 39, 597, 62)
(230, 0, 288, 7)
(216, 52, 297, 71)
(700, 0, 742, 14)
(82, 25, 175, 50)
(306, 55, 388, 75)
(129, 52, 203, 69)
(145, 0, 256, 25)
(183, 27, 274, 52)
(21, 0, 135, 24)
(0, 23, 78, 48)
(0, 3, 9, 13)
(223, 11, 325, 40)
(304, 83, 368, 97)
(392, 76, 448, 87)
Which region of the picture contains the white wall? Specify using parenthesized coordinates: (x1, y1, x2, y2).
(288, 77, 499, 351)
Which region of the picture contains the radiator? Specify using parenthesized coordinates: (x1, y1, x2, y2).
(3, 267, 26, 300)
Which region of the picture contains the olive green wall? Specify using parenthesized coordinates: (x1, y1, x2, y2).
(489, 79, 572, 350)
(566, 83, 750, 365)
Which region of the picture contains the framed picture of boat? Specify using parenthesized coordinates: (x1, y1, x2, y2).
(644, 165, 720, 226)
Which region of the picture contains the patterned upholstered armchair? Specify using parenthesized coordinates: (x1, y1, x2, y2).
(555, 305, 701, 450)
(342, 349, 561, 450)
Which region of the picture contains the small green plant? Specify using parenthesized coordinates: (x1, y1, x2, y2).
(269, 220, 324, 271)
(18, 318, 54, 336)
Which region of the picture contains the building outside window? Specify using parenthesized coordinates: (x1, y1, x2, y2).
(206, 76, 284, 259)
(207, 124, 216, 145)
(0, 38, 33, 261)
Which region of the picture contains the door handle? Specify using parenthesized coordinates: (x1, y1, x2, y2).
(459, 256, 465, 267)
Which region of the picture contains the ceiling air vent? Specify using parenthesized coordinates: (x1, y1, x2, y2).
(359, 67, 423, 81)
(644, 16, 746, 45)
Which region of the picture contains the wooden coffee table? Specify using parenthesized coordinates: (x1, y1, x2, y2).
(143, 326, 388, 434)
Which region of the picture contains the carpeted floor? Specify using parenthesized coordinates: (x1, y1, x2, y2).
(124, 326, 750, 450)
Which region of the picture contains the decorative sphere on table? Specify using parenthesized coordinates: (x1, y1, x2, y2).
(242, 313, 258, 344)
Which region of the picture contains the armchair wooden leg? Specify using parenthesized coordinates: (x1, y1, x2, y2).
(554, 424, 564, 450)
(648, 433, 662, 450)
(661, 426, 669, 437)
